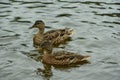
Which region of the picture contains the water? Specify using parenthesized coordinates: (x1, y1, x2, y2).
(0, 0, 120, 80)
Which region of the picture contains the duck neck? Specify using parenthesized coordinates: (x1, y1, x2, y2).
(43, 50, 52, 64)
(38, 24, 45, 34)
(37, 28, 44, 38)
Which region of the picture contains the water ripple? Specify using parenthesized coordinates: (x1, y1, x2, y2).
(0, 2, 11, 5)
(56, 13, 72, 17)
(103, 21, 120, 25)
(95, 13, 120, 17)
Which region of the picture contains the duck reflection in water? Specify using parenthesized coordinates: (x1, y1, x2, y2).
(35, 60, 89, 79)
(36, 64, 53, 77)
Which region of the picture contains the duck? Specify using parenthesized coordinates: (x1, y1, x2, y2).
(41, 41, 90, 66)
(29, 20, 74, 52)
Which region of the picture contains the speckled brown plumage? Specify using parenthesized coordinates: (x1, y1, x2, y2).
(41, 41, 90, 66)
(29, 20, 73, 51)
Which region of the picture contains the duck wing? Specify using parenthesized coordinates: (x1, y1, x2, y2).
(44, 28, 73, 40)
(51, 51, 90, 65)
(53, 51, 83, 60)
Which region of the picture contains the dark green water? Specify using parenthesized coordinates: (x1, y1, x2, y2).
(0, 0, 120, 80)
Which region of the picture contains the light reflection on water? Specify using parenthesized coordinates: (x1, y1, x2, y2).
(0, 0, 120, 80)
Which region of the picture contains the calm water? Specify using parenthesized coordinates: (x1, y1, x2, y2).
(0, 0, 120, 80)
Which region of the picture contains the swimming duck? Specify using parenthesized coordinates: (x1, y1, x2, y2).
(29, 20, 74, 52)
(41, 41, 90, 66)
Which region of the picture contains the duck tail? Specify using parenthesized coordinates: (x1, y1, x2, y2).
(81, 55, 90, 61)
(65, 27, 75, 35)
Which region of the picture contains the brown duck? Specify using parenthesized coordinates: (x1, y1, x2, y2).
(29, 20, 74, 52)
(41, 41, 90, 66)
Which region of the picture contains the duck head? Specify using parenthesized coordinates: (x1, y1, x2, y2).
(41, 41, 53, 54)
(29, 20, 45, 30)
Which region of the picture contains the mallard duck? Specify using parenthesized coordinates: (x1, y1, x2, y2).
(41, 41, 90, 66)
(29, 20, 74, 52)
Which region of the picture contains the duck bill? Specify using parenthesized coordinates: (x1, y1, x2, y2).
(29, 25, 34, 29)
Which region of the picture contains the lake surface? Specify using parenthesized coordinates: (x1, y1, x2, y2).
(0, 0, 120, 80)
